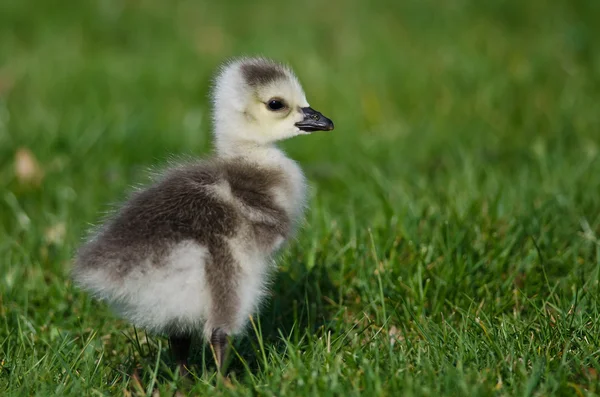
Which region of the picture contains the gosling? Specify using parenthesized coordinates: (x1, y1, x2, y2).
(73, 57, 334, 374)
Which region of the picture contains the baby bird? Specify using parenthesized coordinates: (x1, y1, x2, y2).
(73, 57, 334, 373)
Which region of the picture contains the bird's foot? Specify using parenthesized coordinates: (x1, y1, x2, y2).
(169, 335, 192, 377)
(210, 328, 228, 372)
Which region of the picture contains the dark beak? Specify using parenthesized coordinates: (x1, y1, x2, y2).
(295, 107, 334, 132)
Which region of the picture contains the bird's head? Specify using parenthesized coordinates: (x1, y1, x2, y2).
(211, 57, 334, 153)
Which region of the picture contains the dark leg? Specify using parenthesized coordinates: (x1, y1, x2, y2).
(169, 335, 192, 377)
(210, 328, 228, 372)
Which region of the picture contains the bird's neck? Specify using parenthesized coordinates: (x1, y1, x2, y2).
(215, 139, 289, 168)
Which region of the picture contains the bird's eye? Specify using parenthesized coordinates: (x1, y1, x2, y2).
(267, 99, 286, 111)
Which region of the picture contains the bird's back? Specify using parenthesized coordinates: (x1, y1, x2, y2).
(73, 157, 294, 279)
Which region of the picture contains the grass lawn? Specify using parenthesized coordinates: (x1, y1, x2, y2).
(1, 0, 600, 395)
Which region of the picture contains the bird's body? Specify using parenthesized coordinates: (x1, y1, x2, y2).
(75, 152, 305, 338)
(73, 57, 333, 373)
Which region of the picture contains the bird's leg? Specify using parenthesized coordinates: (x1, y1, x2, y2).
(169, 335, 192, 377)
(210, 327, 228, 372)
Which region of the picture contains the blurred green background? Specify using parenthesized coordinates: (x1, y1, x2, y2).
(1, 0, 599, 395)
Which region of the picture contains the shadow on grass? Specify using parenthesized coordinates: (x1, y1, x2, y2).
(225, 261, 338, 374)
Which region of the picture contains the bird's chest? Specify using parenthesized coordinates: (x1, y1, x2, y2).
(225, 154, 307, 254)
(271, 158, 306, 221)
(246, 161, 305, 254)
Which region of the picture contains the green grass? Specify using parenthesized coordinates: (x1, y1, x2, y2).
(1, 0, 600, 395)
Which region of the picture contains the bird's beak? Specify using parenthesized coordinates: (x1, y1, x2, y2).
(295, 107, 334, 132)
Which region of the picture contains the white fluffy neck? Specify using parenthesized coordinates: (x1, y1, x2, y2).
(215, 138, 288, 167)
